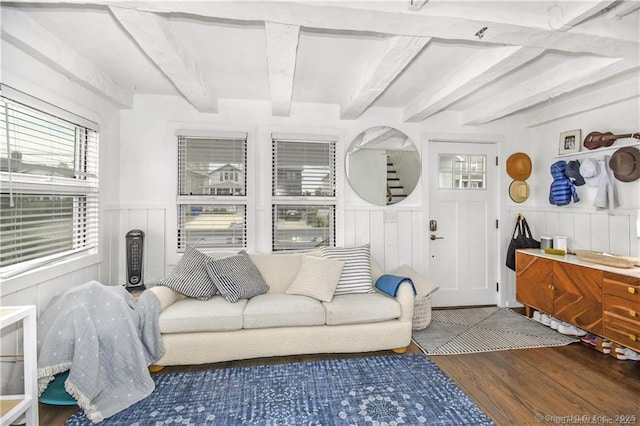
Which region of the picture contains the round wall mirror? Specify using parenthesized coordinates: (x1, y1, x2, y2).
(346, 126, 421, 205)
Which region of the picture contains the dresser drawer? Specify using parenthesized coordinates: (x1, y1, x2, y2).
(603, 273, 640, 303)
(603, 313, 640, 352)
(603, 293, 640, 321)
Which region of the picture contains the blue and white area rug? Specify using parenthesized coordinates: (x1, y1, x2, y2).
(66, 354, 493, 425)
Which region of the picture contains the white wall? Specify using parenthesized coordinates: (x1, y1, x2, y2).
(500, 97, 640, 306)
(114, 96, 436, 282)
(0, 41, 121, 391)
(113, 92, 639, 306)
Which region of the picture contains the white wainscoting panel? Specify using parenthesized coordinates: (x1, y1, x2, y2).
(103, 207, 167, 286)
(344, 207, 424, 275)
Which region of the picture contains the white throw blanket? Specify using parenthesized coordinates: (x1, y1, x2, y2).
(37, 281, 164, 423)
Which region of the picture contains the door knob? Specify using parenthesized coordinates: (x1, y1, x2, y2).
(430, 234, 444, 240)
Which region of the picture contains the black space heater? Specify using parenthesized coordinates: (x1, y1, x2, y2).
(125, 229, 145, 289)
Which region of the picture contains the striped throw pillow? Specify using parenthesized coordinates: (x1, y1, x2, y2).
(205, 251, 269, 303)
(157, 245, 217, 300)
(320, 244, 374, 295)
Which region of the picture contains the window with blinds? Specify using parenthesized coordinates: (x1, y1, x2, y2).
(272, 136, 336, 251)
(177, 133, 247, 251)
(0, 93, 99, 275)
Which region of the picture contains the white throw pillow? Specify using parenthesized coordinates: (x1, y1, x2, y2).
(286, 255, 344, 302)
(320, 244, 374, 295)
(393, 264, 439, 297)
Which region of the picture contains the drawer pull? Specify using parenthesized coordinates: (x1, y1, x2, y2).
(630, 334, 637, 342)
(629, 287, 637, 294)
(630, 310, 637, 318)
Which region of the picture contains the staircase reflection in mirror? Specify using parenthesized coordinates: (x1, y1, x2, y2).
(346, 126, 421, 205)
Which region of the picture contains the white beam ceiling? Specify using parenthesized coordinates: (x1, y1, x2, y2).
(606, 0, 640, 18)
(463, 58, 639, 125)
(109, 6, 216, 113)
(121, 1, 639, 60)
(341, 36, 430, 120)
(0, 7, 133, 108)
(404, 46, 545, 122)
(3, 1, 638, 124)
(264, 22, 300, 117)
(525, 75, 640, 127)
(548, 0, 617, 31)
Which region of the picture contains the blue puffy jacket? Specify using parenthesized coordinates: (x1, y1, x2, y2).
(549, 161, 579, 206)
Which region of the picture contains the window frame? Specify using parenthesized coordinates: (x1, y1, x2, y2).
(271, 134, 338, 252)
(175, 131, 249, 252)
(0, 86, 100, 281)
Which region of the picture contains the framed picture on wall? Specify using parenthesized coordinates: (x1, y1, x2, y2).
(559, 130, 581, 155)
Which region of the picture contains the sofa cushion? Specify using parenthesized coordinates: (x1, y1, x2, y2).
(285, 255, 344, 302)
(157, 245, 217, 300)
(323, 293, 401, 325)
(159, 296, 247, 333)
(320, 244, 374, 295)
(243, 294, 325, 329)
(206, 251, 269, 303)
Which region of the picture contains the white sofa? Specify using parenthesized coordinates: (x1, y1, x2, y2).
(148, 250, 415, 366)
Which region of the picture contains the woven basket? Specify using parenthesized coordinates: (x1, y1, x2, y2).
(412, 295, 432, 330)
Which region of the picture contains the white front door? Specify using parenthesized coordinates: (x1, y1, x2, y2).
(427, 141, 498, 307)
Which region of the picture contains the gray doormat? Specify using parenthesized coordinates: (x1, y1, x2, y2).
(412, 306, 579, 355)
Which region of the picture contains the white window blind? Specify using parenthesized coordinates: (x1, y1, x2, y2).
(272, 137, 336, 251)
(0, 94, 99, 276)
(177, 134, 247, 251)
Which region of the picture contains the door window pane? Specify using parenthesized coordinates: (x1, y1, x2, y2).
(438, 154, 486, 189)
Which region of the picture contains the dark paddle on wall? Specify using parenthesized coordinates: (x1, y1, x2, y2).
(583, 131, 640, 150)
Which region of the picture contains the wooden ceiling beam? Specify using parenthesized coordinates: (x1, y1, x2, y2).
(525, 74, 640, 127)
(548, 0, 617, 31)
(404, 46, 545, 122)
(463, 58, 639, 125)
(0, 7, 133, 108)
(341, 36, 430, 120)
(606, 0, 640, 18)
(264, 22, 300, 117)
(109, 6, 216, 113)
(110, 1, 638, 60)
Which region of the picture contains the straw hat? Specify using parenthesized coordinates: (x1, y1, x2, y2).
(609, 146, 640, 182)
(509, 180, 529, 203)
(506, 153, 532, 180)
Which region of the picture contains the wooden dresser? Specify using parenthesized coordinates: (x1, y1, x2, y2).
(516, 249, 640, 352)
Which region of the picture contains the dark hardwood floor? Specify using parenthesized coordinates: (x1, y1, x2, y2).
(39, 339, 640, 425)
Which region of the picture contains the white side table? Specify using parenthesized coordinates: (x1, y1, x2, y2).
(0, 305, 38, 426)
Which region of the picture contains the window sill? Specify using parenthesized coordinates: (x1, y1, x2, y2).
(1, 252, 100, 296)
